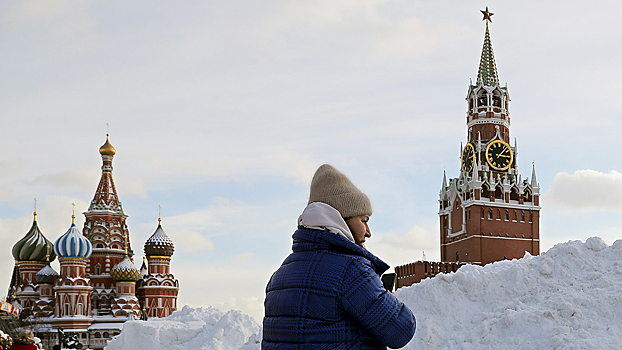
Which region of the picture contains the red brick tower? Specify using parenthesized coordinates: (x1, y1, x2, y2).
(438, 11, 540, 266)
(137, 218, 179, 318)
(82, 135, 133, 314)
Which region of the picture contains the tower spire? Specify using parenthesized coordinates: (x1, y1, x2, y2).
(531, 162, 538, 187)
(477, 8, 499, 87)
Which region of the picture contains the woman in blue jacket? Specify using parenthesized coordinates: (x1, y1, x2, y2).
(263, 164, 416, 349)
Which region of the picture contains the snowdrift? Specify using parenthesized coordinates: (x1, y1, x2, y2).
(104, 306, 261, 350)
(399, 237, 622, 349)
(106, 237, 622, 349)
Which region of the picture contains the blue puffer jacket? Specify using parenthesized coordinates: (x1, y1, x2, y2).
(262, 228, 416, 349)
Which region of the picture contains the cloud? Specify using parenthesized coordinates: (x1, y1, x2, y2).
(543, 169, 622, 213)
(32, 167, 100, 192)
(264, 148, 319, 185)
(168, 228, 215, 253)
(366, 225, 439, 268)
(228, 252, 255, 264)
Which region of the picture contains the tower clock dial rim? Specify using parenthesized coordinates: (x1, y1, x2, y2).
(461, 143, 476, 173)
(485, 139, 513, 171)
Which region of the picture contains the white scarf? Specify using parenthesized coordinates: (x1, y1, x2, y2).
(297, 202, 355, 243)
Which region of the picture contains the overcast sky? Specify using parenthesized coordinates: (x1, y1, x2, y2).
(2, 1, 622, 321)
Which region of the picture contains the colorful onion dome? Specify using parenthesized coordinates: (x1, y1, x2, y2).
(99, 134, 116, 156)
(35, 261, 59, 284)
(54, 217, 93, 259)
(144, 220, 174, 257)
(111, 255, 140, 282)
(12, 214, 56, 262)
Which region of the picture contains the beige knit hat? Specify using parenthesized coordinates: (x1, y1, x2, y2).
(308, 164, 372, 218)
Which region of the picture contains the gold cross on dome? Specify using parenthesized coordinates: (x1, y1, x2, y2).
(481, 7, 494, 23)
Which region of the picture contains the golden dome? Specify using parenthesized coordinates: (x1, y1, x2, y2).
(99, 134, 116, 156)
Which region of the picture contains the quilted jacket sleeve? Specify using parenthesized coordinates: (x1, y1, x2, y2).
(340, 258, 416, 349)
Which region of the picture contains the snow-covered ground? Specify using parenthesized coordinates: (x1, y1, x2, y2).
(106, 237, 622, 349)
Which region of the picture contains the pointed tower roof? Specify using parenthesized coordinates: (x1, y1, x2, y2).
(88, 134, 124, 213)
(477, 23, 500, 87)
(441, 170, 448, 190)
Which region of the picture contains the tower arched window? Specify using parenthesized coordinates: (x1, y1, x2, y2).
(504, 211, 509, 221)
(482, 184, 491, 199)
(493, 91, 502, 107)
(521, 212, 525, 222)
(488, 210, 493, 220)
(524, 189, 533, 203)
(510, 187, 519, 201)
(478, 91, 487, 107)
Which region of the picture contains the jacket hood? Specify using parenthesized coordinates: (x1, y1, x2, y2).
(292, 227, 390, 275)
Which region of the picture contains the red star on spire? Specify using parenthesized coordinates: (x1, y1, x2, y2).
(481, 7, 494, 23)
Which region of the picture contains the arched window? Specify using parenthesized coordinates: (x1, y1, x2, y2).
(95, 332, 101, 339)
(524, 189, 533, 203)
(482, 184, 491, 199)
(153, 308, 157, 317)
(478, 91, 487, 107)
(95, 264, 101, 275)
(456, 251, 460, 262)
(504, 211, 509, 221)
(510, 187, 519, 201)
(521, 212, 525, 222)
(488, 210, 493, 220)
(493, 90, 502, 107)
(103, 332, 110, 338)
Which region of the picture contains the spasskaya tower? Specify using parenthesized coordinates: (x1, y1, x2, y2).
(438, 8, 541, 266)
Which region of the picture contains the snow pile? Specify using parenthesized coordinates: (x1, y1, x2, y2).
(104, 305, 261, 350)
(399, 237, 622, 349)
(106, 237, 622, 349)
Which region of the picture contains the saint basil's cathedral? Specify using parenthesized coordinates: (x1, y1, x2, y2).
(6, 136, 179, 350)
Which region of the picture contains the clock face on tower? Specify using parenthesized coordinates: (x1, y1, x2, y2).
(461, 143, 476, 173)
(485, 140, 513, 171)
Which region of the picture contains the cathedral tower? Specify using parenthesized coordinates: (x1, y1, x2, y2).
(53, 213, 94, 330)
(438, 9, 540, 266)
(11, 211, 56, 311)
(82, 135, 132, 314)
(137, 218, 179, 318)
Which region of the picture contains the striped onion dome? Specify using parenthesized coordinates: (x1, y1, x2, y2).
(35, 261, 59, 284)
(12, 215, 56, 262)
(144, 222, 174, 257)
(111, 255, 140, 282)
(54, 219, 93, 259)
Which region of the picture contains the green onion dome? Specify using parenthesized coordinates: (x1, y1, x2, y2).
(144, 222, 174, 257)
(12, 215, 56, 262)
(110, 255, 140, 282)
(35, 261, 59, 284)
